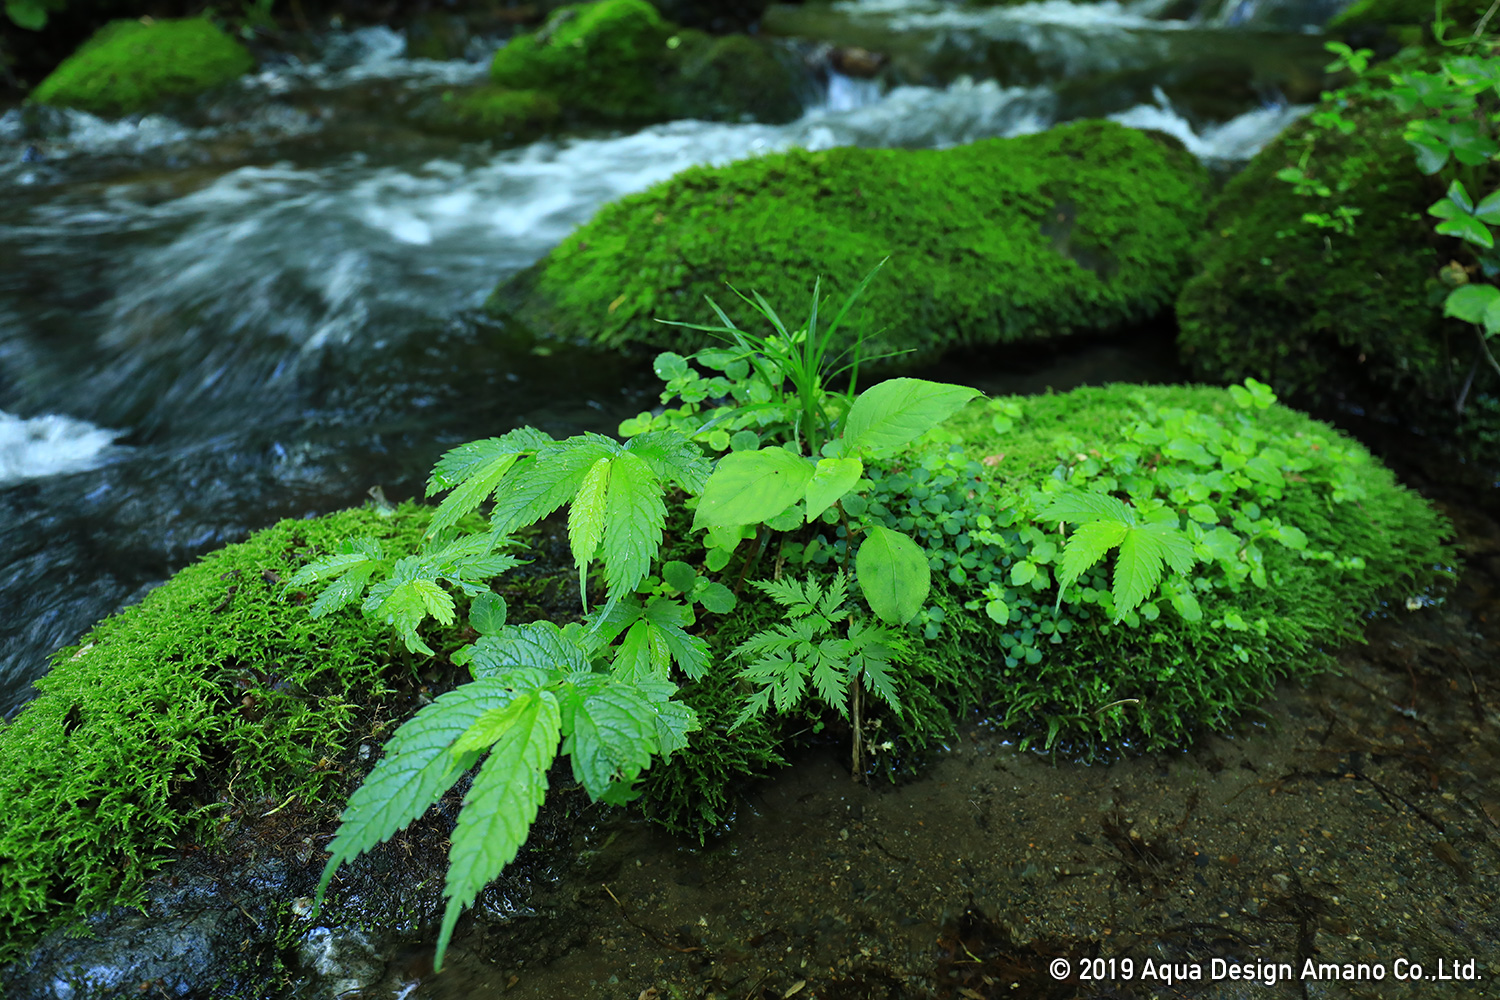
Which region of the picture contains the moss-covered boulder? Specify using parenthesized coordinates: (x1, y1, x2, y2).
(486, 119, 1210, 362)
(29, 17, 254, 117)
(0, 505, 443, 965)
(488, 0, 801, 125)
(413, 85, 562, 141)
(1174, 99, 1498, 441)
(856, 383, 1451, 751)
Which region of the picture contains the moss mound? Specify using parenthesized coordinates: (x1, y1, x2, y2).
(1329, 0, 1491, 36)
(29, 17, 254, 116)
(417, 85, 562, 141)
(0, 505, 442, 965)
(836, 383, 1451, 751)
(1174, 99, 1492, 424)
(486, 119, 1209, 363)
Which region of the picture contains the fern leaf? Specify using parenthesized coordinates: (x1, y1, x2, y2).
(624, 430, 711, 494)
(436, 689, 561, 970)
(601, 451, 666, 601)
(569, 456, 612, 610)
(315, 678, 525, 909)
(809, 645, 851, 716)
(751, 575, 814, 615)
(731, 686, 774, 730)
(857, 649, 901, 715)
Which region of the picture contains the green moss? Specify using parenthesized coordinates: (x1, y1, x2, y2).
(0, 504, 447, 965)
(665, 29, 803, 124)
(29, 17, 254, 116)
(487, 120, 1208, 364)
(420, 85, 562, 140)
(1329, 0, 1490, 34)
(1174, 99, 1498, 435)
(490, 0, 673, 120)
(858, 384, 1452, 752)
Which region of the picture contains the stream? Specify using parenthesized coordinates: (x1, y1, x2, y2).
(9, 3, 1492, 998)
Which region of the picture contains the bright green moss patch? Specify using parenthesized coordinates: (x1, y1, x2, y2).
(1175, 101, 1466, 414)
(30, 17, 254, 116)
(420, 85, 562, 140)
(0, 504, 445, 965)
(487, 120, 1209, 364)
(487, 0, 800, 125)
(798, 383, 1452, 752)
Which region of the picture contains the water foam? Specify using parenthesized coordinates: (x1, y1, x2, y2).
(0, 412, 123, 484)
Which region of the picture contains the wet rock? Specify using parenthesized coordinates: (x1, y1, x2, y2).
(829, 45, 887, 79)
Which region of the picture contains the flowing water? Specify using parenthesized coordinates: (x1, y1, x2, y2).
(0, 0, 1321, 719)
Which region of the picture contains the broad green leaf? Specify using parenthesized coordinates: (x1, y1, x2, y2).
(1436, 214, 1495, 249)
(436, 690, 560, 970)
(1010, 561, 1037, 587)
(1444, 283, 1500, 324)
(602, 451, 666, 599)
(5, 1, 49, 32)
(855, 526, 930, 625)
(568, 456, 612, 608)
(695, 582, 736, 614)
(315, 678, 525, 909)
(661, 560, 697, 594)
(692, 448, 813, 529)
(634, 676, 698, 756)
(805, 456, 864, 522)
(1474, 189, 1500, 225)
(470, 592, 508, 635)
(560, 682, 659, 799)
(841, 379, 982, 458)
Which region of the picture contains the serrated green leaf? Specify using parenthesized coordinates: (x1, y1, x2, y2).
(436, 690, 561, 970)
(488, 434, 618, 536)
(1057, 519, 1129, 593)
(805, 456, 863, 522)
(809, 646, 851, 714)
(315, 678, 525, 910)
(560, 682, 658, 800)
(569, 456, 612, 610)
(692, 448, 814, 529)
(612, 620, 667, 682)
(602, 451, 665, 600)
(855, 526, 930, 626)
(468, 622, 592, 678)
(624, 430, 711, 494)
(308, 562, 377, 618)
(841, 379, 981, 458)
(1034, 491, 1133, 526)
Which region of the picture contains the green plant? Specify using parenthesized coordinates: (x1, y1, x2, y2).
(301, 269, 979, 968)
(4, 0, 64, 31)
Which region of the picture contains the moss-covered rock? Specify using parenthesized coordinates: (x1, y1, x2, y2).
(867, 383, 1452, 752)
(414, 84, 562, 141)
(29, 17, 254, 116)
(486, 119, 1209, 363)
(488, 0, 801, 125)
(0, 504, 452, 966)
(1174, 99, 1498, 437)
(1329, 0, 1490, 36)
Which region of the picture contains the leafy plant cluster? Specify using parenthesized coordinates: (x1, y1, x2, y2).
(295, 270, 981, 968)
(1278, 18, 1500, 409)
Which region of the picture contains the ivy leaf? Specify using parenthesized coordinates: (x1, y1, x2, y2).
(804, 456, 864, 522)
(692, 448, 814, 529)
(855, 526, 930, 625)
(436, 689, 561, 970)
(841, 379, 982, 458)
